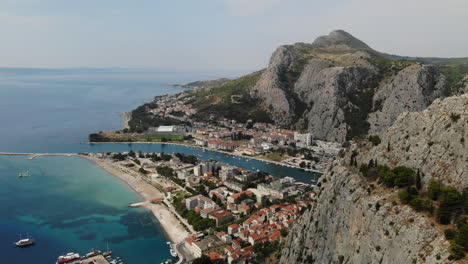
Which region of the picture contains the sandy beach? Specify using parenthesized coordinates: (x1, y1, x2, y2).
(82, 155, 191, 244)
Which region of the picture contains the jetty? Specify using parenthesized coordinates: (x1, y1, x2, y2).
(82, 254, 111, 264)
(0, 153, 77, 160)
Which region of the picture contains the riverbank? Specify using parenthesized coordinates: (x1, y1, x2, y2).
(82, 141, 323, 174)
(82, 155, 191, 245)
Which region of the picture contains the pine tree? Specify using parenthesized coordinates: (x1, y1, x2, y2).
(416, 170, 422, 190)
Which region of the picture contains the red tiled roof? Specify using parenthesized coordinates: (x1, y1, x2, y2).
(205, 252, 222, 261)
(210, 209, 233, 219)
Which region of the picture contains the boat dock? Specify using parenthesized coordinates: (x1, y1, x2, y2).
(0, 152, 77, 160)
(82, 255, 111, 264)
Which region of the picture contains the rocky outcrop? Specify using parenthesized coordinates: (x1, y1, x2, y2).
(311, 29, 372, 51)
(363, 94, 467, 188)
(280, 164, 452, 264)
(459, 75, 468, 95)
(250, 45, 300, 125)
(295, 59, 380, 142)
(250, 30, 453, 142)
(368, 64, 448, 134)
(280, 94, 467, 264)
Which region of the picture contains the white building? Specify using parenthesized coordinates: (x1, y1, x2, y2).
(294, 132, 313, 148)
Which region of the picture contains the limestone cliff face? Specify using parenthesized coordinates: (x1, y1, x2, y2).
(368, 64, 448, 134)
(250, 30, 452, 142)
(294, 59, 379, 142)
(459, 75, 468, 95)
(280, 164, 452, 264)
(280, 94, 467, 264)
(250, 45, 299, 126)
(362, 94, 467, 188)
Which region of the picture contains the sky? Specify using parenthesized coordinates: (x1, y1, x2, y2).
(0, 0, 467, 73)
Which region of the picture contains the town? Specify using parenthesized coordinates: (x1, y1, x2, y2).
(92, 92, 342, 174)
(86, 150, 317, 263)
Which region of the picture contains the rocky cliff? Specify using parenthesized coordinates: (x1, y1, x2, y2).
(249, 30, 458, 142)
(280, 94, 467, 264)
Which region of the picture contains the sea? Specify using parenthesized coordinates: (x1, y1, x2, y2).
(0, 68, 320, 264)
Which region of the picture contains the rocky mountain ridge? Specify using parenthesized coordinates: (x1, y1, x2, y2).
(250, 30, 464, 142)
(279, 94, 467, 263)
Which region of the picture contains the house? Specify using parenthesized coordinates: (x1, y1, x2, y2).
(186, 175, 201, 188)
(186, 195, 217, 210)
(195, 139, 207, 146)
(224, 180, 245, 192)
(294, 132, 313, 148)
(227, 190, 253, 204)
(188, 236, 226, 258)
(228, 224, 240, 235)
(201, 206, 222, 218)
(243, 147, 256, 156)
(209, 209, 234, 226)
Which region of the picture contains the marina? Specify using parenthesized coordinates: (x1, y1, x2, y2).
(54, 250, 118, 264)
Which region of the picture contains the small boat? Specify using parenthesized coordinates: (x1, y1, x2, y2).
(170, 248, 178, 257)
(85, 249, 101, 258)
(18, 171, 32, 178)
(14, 238, 35, 247)
(56, 252, 80, 264)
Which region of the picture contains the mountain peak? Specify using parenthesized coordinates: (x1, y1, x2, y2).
(311, 30, 372, 50)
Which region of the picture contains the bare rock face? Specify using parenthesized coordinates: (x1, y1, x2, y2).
(280, 164, 451, 264)
(250, 45, 299, 125)
(280, 94, 467, 264)
(459, 75, 468, 95)
(369, 65, 449, 134)
(311, 29, 372, 51)
(362, 94, 467, 188)
(295, 59, 380, 142)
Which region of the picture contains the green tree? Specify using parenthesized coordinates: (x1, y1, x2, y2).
(455, 225, 468, 251)
(192, 255, 213, 264)
(428, 179, 443, 200)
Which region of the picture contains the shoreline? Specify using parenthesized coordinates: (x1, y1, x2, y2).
(81, 155, 191, 245)
(82, 141, 323, 174)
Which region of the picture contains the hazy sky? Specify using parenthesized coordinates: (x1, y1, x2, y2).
(1, 0, 467, 72)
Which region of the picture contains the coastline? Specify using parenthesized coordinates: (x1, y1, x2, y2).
(119, 112, 131, 130)
(81, 155, 191, 244)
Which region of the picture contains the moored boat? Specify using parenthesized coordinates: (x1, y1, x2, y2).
(56, 252, 80, 264)
(18, 170, 32, 177)
(14, 238, 35, 247)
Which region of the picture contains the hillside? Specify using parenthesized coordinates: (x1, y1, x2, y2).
(171, 78, 231, 90)
(280, 94, 468, 263)
(189, 30, 468, 142)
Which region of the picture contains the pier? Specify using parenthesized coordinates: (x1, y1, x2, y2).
(0, 152, 77, 160)
(81, 255, 111, 264)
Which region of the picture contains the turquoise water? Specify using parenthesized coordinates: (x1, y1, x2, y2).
(0, 68, 320, 263)
(0, 155, 171, 264)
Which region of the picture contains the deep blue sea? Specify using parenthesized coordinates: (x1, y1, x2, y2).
(0, 68, 319, 264)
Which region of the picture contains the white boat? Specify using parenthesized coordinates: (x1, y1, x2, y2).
(14, 238, 35, 247)
(56, 252, 80, 264)
(170, 248, 178, 257)
(18, 171, 32, 177)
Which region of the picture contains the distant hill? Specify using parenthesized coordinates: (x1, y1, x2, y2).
(171, 78, 230, 90)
